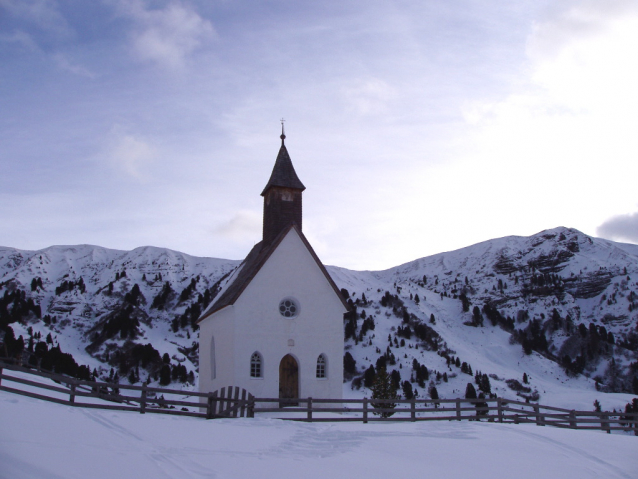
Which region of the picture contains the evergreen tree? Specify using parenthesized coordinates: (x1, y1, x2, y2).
(476, 392, 488, 417)
(402, 380, 414, 400)
(390, 369, 401, 390)
(363, 365, 376, 388)
(371, 367, 398, 418)
(472, 306, 484, 326)
(465, 383, 477, 400)
(344, 352, 357, 376)
(159, 364, 171, 386)
(429, 385, 439, 408)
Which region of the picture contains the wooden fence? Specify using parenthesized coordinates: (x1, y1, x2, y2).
(0, 360, 248, 419)
(1, 360, 636, 434)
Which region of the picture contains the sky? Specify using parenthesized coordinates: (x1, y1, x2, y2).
(1, 0, 638, 271)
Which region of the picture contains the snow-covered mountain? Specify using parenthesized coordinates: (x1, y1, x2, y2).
(0, 244, 238, 388)
(1, 227, 637, 410)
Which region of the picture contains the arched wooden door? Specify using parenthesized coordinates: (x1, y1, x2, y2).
(279, 354, 299, 406)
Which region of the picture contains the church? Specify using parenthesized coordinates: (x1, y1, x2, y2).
(198, 127, 348, 404)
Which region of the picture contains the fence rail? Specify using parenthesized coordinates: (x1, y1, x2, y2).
(1, 360, 636, 433)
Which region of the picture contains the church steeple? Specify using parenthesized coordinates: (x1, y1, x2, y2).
(261, 124, 305, 243)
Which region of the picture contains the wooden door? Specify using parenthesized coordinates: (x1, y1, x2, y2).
(279, 354, 299, 406)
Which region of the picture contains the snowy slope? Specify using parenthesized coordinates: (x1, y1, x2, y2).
(331, 227, 638, 410)
(0, 244, 239, 385)
(1, 389, 637, 479)
(1, 227, 637, 412)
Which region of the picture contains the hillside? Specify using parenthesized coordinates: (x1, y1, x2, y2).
(1, 227, 637, 411)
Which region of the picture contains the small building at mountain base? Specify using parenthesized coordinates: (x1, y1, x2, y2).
(198, 128, 347, 403)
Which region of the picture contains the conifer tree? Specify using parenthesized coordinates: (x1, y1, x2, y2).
(402, 380, 414, 399)
(159, 364, 171, 386)
(429, 385, 439, 408)
(363, 365, 376, 388)
(371, 367, 398, 418)
(344, 352, 357, 376)
(465, 382, 477, 400)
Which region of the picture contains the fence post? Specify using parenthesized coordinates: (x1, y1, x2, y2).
(307, 397, 313, 422)
(497, 398, 503, 423)
(207, 394, 215, 419)
(534, 405, 544, 426)
(363, 397, 368, 424)
(456, 398, 461, 421)
(69, 382, 76, 404)
(569, 410, 576, 429)
(140, 381, 148, 414)
(601, 413, 610, 434)
(247, 395, 255, 418)
(411, 397, 416, 422)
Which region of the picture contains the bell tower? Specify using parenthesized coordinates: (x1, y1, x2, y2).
(261, 123, 305, 243)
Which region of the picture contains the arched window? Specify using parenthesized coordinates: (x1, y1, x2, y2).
(210, 336, 216, 379)
(250, 352, 263, 378)
(316, 354, 327, 379)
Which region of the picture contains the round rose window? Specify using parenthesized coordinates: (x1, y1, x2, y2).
(279, 298, 299, 318)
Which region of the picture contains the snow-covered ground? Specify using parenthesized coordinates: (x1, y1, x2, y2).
(1, 389, 636, 479)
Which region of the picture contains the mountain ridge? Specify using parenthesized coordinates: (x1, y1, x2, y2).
(1, 226, 637, 411)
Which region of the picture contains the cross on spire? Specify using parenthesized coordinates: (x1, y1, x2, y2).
(280, 118, 286, 145)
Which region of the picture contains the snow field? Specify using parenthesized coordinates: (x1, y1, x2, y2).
(1, 389, 637, 479)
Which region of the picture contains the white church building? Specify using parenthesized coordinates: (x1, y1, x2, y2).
(198, 128, 348, 403)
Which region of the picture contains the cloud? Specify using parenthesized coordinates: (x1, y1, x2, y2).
(525, 1, 638, 115)
(0, 0, 73, 39)
(109, 131, 156, 180)
(53, 53, 96, 78)
(213, 211, 261, 241)
(456, 0, 638, 238)
(342, 78, 396, 115)
(116, 0, 215, 69)
(0, 29, 40, 52)
(527, 0, 637, 61)
(597, 212, 638, 243)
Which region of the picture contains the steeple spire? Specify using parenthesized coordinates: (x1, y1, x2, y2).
(261, 124, 305, 243)
(261, 123, 305, 196)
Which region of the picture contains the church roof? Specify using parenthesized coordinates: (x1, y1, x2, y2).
(198, 225, 348, 322)
(260, 144, 306, 196)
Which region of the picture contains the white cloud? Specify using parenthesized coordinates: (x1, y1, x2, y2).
(456, 1, 638, 237)
(109, 131, 156, 180)
(0, 0, 72, 39)
(342, 78, 396, 115)
(53, 53, 96, 78)
(526, 2, 638, 115)
(213, 211, 261, 241)
(0, 30, 40, 52)
(116, 0, 215, 69)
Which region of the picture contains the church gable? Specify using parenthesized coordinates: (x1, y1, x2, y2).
(236, 226, 347, 315)
(198, 224, 347, 323)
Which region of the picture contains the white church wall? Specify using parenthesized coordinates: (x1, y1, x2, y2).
(199, 306, 235, 396)
(229, 228, 345, 401)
